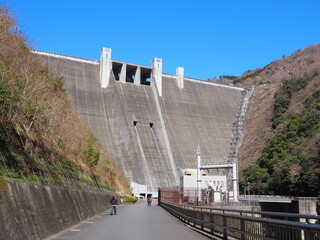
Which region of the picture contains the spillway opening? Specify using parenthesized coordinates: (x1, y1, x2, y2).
(133, 121, 137, 126)
(112, 62, 122, 81)
(141, 67, 151, 86)
(126, 65, 137, 83)
(150, 122, 153, 128)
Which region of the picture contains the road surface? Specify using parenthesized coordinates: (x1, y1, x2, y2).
(49, 200, 208, 240)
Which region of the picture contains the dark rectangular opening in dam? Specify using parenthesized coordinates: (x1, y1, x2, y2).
(112, 62, 122, 81)
(141, 67, 151, 86)
(126, 64, 136, 83)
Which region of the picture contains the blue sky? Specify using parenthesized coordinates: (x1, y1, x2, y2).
(5, 0, 320, 80)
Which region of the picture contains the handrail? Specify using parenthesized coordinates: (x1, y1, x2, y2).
(160, 201, 320, 240)
(177, 204, 320, 222)
(239, 195, 294, 200)
(32, 50, 99, 65)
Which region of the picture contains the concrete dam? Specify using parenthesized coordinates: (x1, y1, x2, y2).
(35, 48, 248, 192)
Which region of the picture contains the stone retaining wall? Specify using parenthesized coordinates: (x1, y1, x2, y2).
(0, 180, 114, 240)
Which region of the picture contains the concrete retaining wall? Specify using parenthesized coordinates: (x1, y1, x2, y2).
(298, 198, 320, 219)
(0, 180, 113, 240)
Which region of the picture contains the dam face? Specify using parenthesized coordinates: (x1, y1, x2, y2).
(35, 49, 245, 192)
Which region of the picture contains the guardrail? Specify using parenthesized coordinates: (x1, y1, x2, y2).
(239, 195, 294, 202)
(160, 201, 320, 240)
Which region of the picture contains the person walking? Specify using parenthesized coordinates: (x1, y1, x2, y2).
(147, 195, 152, 206)
(110, 196, 118, 215)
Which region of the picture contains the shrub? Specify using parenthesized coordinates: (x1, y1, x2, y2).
(84, 139, 100, 166)
(122, 196, 138, 203)
(312, 89, 320, 99)
(304, 96, 313, 107)
(272, 76, 309, 128)
(219, 75, 238, 80)
(272, 92, 291, 128)
(283, 76, 308, 97)
(241, 99, 320, 196)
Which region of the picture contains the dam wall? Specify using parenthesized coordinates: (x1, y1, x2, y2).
(103, 77, 176, 190)
(161, 75, 243, 168)
(35, 50, 246, 192)
(0, 180, 114, 240)
(36, 52, 116, 156)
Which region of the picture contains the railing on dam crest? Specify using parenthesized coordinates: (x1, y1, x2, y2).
(159, 201, 320, 240)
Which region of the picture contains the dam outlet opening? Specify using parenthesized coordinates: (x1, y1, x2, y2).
(112, 62, 151, 86)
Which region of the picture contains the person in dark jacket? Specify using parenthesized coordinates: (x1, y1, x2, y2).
(110, 196, 118, 215)
(147, 194, 152, 206)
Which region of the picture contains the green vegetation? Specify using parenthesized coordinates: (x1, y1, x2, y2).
(0, 148, 117, 192)
(122, 196, 138, 203)
(240, 92, 320, 196)
(0, 5, 130, 195)
(0, 177, 8, 200)
(255, 81, 272, 85)
(272, 76, 308, 128)
(84, 138, 100, 166)
(219, 75, 238, 80)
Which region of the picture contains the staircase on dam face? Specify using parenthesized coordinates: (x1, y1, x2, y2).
(229, 86, 255, 164)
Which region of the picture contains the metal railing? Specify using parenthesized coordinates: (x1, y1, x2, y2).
(239, 195, 294, 202)
(160, 201, 320, 240)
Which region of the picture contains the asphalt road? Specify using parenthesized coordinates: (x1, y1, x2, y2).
(49, 200, 208, 240)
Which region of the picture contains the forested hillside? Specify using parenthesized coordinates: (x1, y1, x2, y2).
(0, 6, 130, 195)
(228, 44, 320, 196)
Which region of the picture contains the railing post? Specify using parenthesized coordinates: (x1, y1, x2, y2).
(210, 211, 215, 236)
(223, 211, 227, 239)
(240, 212, 245, 240)
(303, 229, 312, 240)
(265, 223, 274, 238)
(158, 188, 161, 206)
(201, 211, 204, 230)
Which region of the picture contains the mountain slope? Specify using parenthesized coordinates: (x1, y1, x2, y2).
(0, 6, 130, 195)
(232, 44, 320, 196)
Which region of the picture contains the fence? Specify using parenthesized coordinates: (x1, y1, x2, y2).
(239, 195, 294, 202)
(159, 188, 234, 205)
(158, 188, 179, 205)
(160, 201, 320, 240)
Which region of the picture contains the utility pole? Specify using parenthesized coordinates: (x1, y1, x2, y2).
(247, 182, 250, 205)
(196, 145, 202, 205)
(232, 162, 238, 202)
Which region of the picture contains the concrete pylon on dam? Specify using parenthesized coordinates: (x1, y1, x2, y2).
(34, 48, 249, 193)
